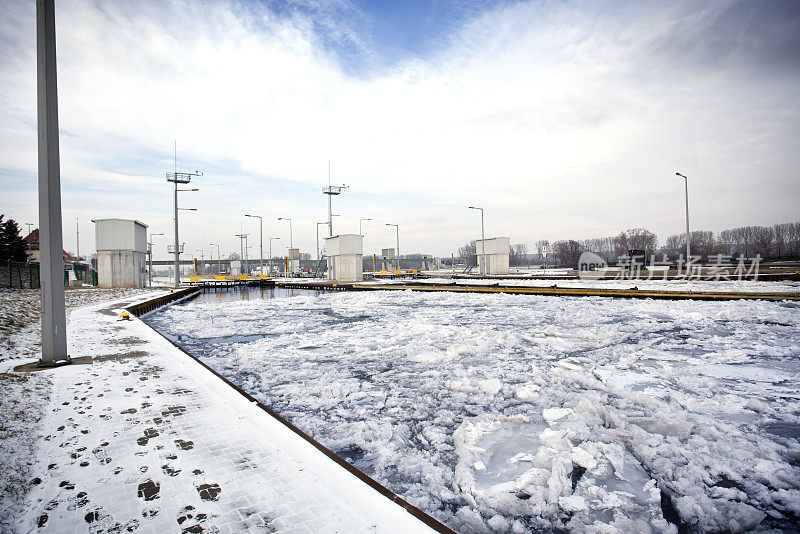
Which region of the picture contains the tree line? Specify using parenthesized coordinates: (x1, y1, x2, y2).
(457, 221, 800, 268)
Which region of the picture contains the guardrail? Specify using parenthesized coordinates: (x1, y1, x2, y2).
(127, 287, 201, 317)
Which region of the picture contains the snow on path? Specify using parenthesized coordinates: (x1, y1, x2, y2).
(148, 290, 800, 532)
(14, 292, 436, 533)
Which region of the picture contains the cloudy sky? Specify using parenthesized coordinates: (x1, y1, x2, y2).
(1, 0, 799, 259)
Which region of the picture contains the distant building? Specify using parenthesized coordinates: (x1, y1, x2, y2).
(94, 219, 148, 288)
(22, 229, 78, 264)
(475, 237, 511, 275)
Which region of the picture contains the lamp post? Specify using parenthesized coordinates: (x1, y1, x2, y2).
(675, 172, 690, 263)
(37, 0, 68, 365)
(148, 232, 163, 287)
(269, 237, 280, 275)
(386, 223, 399, 272)
(316, 222, 327, 267)
(469, 206, 485, 275)
(210, 243, 221, 275)
(166, 157, 200, 287)
(245, 214, 263, 275)
(235, 233, 249, 275)
(278, 217, 292, 274)
(359, 218, 372, 236)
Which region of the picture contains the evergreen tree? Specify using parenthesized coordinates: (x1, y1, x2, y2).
(0, 215, 29, 262)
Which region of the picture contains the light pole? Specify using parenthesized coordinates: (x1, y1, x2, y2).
(359, 218, 372, 236)
(316, 222, 327, 266)
(166, 157, 200, 287)
(278, 217, 292, 274)
(269, 237, 280, 276)
(676, 172, 690, 262)
(210, 243, 221, 275)
(148, 232, 163, 287)
(245, 214, 263, 275)
(75, 216, 79, 261)
(386, 223, 399, 272)
(37, 0, 68, 364)
(469, 206, 486, 275)
(235, 233, 249, 275)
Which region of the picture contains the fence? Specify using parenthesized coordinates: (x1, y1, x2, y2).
(1, 261, 98, 289)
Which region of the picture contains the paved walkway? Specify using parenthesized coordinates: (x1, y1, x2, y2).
(15, 292, 437, 533)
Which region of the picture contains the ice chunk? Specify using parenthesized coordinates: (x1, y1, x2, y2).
(543, 407, 573, 422)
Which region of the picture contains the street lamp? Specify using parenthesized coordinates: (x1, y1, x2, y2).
(359, 218, 372, 236)
(316, 222, 327, 268)
(278, 217, 293, 275)
(385, 223, 400, 272)
(469, 206, 486, 275)
(148, 232, 163, 287)
(269, 237, 280, 275)
(675, 172, 690, 262)
(210, 243, 221, 275)
(244, 214, 264, 275)
(166, 160, 201, 287)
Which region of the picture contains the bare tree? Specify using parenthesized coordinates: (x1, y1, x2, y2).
(510, 243, 528, 266)
(553, 240, 583, 268)
(751, 226, 774, 257)
(457, 240, 477, 267)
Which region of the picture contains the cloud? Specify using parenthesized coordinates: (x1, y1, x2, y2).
(0, 0, 798, 257)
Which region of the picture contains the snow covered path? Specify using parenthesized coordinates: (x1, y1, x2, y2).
(148, 289, 800, 532)
(11, 292, 438, 533)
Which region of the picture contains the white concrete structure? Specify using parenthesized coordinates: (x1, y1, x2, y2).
(95, 219, 148, 287)
(475, 237, 510, 275)
(230, 260, 241, 276)
(288, 248, 300, 274)
(325, 234, 363, 282)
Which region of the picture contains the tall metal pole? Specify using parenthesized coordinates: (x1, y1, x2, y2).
(469, 206, 485, 274)
(269, 237, 279, 275)
(676, 172, 690, 262)
(210, 243, 221, 274)
(36, 0, 68, 365)
(245, 214, 263, 275)
(328, 161, 333, 237)
(386, 224, 399, 271)
(359, 218, 371, 236)
(148, 232, 163, 287)
(75, 217, 79, 261)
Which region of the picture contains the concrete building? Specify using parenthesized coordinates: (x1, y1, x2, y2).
(475, 237, 510, 275)
(381, 248, 395, 271)
(288, 248, 300, 275)
(325, 234, 363, 282)
(94, 219, 147, 288)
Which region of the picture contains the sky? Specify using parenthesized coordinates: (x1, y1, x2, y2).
(1, 0, 799, 260)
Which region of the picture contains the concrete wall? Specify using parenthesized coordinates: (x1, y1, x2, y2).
(327, 254, 363, 282)
(97, 250, 146, 288)
(478, 253, 510, 275)
(326, 234, 363, 281)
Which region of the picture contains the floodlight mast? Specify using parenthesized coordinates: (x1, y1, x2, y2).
(166, 167, 202, 288)
(323, 160, 348, 237)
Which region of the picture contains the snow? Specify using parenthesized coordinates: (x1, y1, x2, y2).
(367, 276, 800, 294)
(145, 287, 800, 532)
(3, 289, 438, 533)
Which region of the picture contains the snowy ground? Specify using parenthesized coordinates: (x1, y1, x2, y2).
(0, 287, 154, 533)
(147, 288, 800, 532)
(370, 277, 800, 294)
(1, 289, 439, 534)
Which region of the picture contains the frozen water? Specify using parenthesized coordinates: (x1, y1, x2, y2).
(146, 288, 800, 532)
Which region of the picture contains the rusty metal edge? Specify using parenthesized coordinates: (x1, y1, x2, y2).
(126, 288, 457, 534)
